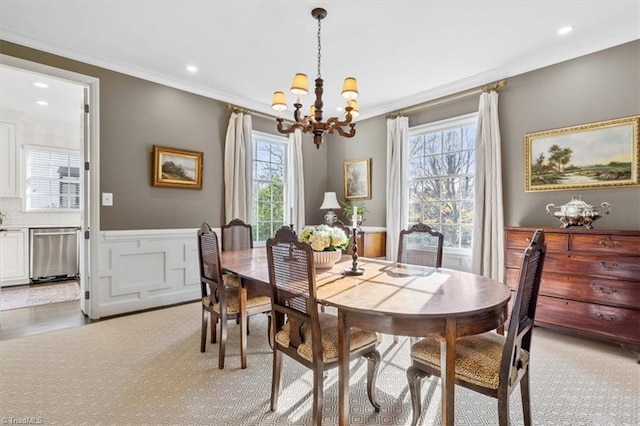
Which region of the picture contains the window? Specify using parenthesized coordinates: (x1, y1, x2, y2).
(24, 146, 81, 211)
(407, 112, 477, 250)
(251, 131, 288, 243)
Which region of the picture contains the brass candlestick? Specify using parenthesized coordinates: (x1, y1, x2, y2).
(344, 227, 364, 276)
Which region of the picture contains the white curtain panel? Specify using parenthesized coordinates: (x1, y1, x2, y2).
(385, 116, 409, 261)
(287, 129, 305, 234)
(223, 112, 252, 223)
(472, 91, 504, 281)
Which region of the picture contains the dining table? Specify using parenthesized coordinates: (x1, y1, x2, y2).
(220, 248, 511, 426)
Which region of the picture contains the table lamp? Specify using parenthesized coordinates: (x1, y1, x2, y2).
(320, 192, 341, 225)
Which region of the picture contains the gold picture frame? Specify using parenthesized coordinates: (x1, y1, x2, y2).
(525, 115, 639, 192)
(344, 158, 371, 200)
(152, 145, 203, 189)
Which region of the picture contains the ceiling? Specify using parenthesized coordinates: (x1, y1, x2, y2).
(1, 1, 638, 122)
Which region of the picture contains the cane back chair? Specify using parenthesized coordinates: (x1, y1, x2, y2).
(197, 222, 271, 369)
(397, 222, 444, 268)
(266, 226, 381, 425)
(406, 229, 547, 426)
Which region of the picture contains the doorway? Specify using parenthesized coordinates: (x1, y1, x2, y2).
(0, 55, 99, 325)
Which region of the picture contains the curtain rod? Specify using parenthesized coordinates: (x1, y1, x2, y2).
(386, 79, 507, 119)
(226, 103, 286, 122)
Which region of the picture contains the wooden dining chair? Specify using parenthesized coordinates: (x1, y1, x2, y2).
(397, 222, 444, 268)
(406, 229, 546, 426)
(266, 226, 381, 425)
(197, 222, 271, 369)
(221, 218, 253, 251)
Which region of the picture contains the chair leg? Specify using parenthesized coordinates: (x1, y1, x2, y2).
(211, 315, 217, 343)
(312, 368, 325, 426)
(247, 316, 251, 335)
(364, 349, 381, 412)
(218, 313, 227, 370)
(497, 392, 510, 426)
(520, 370, 532, 426)
(270, 349, 283, 411)
(200, 309, 207, 353)
(407, 366, 429, 426)
(267, 314, 275, 350)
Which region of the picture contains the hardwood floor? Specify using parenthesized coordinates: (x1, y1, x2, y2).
(0, 300, 90, 341)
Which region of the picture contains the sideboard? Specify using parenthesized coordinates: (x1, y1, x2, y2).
(355, 230, 386, 259)
(504, 226, 640, 355)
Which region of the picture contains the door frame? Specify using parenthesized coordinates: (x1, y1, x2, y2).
(1, 54, 100, 319)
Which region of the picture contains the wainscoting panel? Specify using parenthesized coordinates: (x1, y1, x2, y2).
(97, 228, 208, 318)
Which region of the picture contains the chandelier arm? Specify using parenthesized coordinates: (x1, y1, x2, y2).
(276, 119, 303, 135)
(333, 125, 356, 138)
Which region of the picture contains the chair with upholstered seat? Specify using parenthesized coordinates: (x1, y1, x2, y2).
(397, 222, 444, 268)
(197, 222, 271, 369)
(406, 229, 546, 426)
(266, 226, 381, 425)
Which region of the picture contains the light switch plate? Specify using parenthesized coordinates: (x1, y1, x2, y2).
(102, 192, 113, 206)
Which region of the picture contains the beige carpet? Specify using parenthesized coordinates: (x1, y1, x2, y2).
(0, 302, 637, 425)
(0, 281, 80, 311)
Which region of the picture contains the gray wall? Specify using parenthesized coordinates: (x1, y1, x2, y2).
(328, 40, 640, 231)
(0, 41, 327, 230)
(3, 39, 638, 231)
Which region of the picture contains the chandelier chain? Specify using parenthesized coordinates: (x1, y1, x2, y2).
(317, 16, 322, 78)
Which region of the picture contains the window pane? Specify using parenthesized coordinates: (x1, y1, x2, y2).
(407, 114, 477, 250)
(252, 132, 288, 244)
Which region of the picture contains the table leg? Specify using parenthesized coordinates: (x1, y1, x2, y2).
(337, 310, 350, 426)
(239, 282, 248, 369)
(440, 319, 457, 426)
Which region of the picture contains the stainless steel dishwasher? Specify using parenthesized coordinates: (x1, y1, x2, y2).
(30, 227, 80, 282)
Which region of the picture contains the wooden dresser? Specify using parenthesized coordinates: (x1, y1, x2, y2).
(356, 230, 386, 258)
(504, 226, 640, 352)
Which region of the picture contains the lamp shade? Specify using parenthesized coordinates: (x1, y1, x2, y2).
(341, 77, 359, 100)
(320, 192, 341, 210)
(290, 73, 309, 96)
(346, 100, 359, 119)
(272, 91, 288, 111)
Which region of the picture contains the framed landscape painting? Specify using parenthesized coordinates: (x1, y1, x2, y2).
(152, 145, 203, 189)
(344, 158, 371, 200)
(525, 116, 640, 192)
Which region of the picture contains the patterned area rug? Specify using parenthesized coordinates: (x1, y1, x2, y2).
(0, 302, 637, 425)
(0, 281, 80, 311)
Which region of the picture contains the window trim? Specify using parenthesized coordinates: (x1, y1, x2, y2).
(22, 144, 82, 212)
(407, 111, 478, 255)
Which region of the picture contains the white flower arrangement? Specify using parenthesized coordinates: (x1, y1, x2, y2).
(298, 224, 349, 252)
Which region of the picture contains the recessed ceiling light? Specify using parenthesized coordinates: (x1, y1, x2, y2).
(32, 81, 49, 88)
(336, 106, 344, 112)
(186, 65, 198, 73)
(558, 26, 574, 35)
(35, 100, 49, 106)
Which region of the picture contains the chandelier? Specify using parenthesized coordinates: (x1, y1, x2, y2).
(271, 7, 359, 149)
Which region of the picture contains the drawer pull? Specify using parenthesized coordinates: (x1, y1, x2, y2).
(598, 240, 619, 248)
(596, 313, 616, 322)
(599, 262, 618, 270)
(593, 285, 618, 295)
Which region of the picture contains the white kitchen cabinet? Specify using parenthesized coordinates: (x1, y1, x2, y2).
(0, 122, 19, 198)
(0, 228, 29, 286)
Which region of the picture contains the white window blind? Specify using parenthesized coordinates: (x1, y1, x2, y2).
(25, 146, 81, 211)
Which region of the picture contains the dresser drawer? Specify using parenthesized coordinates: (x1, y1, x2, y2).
(541, 271, 639, 309)
(562, 253, 640, 281)
(571, 234, 640, 256)
(505, 269, 640, 309)
(535, 295, 640, 345)
(505, 230, 568, 251)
